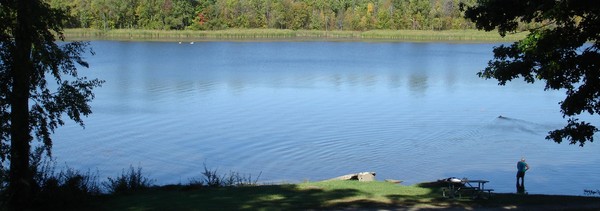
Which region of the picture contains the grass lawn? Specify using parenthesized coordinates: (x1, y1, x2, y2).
(89, 181, 600, 210)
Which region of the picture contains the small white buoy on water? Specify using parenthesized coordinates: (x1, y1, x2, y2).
(178, 41, 182, 44)
(190, 42, 194, 44)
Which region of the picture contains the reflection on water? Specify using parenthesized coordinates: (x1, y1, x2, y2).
(53, 41, 600, 196)
(93, 41, 485, 96)
(408, 74, 428, 96)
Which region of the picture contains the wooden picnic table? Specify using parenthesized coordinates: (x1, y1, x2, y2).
(443, 179, 494, 199)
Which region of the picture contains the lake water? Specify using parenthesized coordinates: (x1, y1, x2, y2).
(52, 41, 600, 196)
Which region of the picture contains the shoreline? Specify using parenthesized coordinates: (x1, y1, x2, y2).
(63, 28, 527, 42)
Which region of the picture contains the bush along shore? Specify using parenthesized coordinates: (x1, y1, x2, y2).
(62, 28, 527, 42)
(2, 163, 600, 210)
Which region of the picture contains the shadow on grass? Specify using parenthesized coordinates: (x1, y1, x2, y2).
(382, 181, 473, 210)
(400, 181, 600, 210)
(88, 180, 600, 210)
(477, 194, 600, 210)
(96, 184, 365, 210)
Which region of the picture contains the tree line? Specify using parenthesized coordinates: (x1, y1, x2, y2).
(46, 0, 480, 31)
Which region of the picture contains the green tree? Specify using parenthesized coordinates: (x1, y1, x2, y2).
(391, 0, 411, 29)
(410, 0, 431, 29)
(465, 0, 600, 146)
(43, 0, 479, 31)
(192, 0, 221, 30)
(290, 1, 309, 30)
(45, 0, 80, 28)
(376, 0, 393, 30)
(114, 0, 138, 29)
(136, 0, 162, 29)
(342, 7, 357, 30)
(91, 0, 113, 30)
(271, 0, 290, 29)
(161, 0, 196, 29)
(430, 0, 444, 30)
(0, 0, 103, 208)
(248, 0, 267, 28)
(72, 0, 94, 28)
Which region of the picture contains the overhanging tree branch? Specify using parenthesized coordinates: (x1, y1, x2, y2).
(465, 0, 600, 146)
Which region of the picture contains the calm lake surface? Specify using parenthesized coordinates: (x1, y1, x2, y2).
(53, 41, 600, 196)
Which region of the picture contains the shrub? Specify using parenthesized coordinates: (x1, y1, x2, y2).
(103, 165, 155, 194)
(584, 189, 600, 196)
(188, 164, 261, 188)
(31, 160, 101, 209)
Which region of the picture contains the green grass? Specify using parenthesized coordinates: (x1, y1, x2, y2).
(93, 181, 441, 210)
(62, 28, 527, 42)
(85, 181, 600, 210)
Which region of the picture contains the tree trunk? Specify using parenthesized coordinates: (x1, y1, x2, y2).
(9, 0, 34, 209)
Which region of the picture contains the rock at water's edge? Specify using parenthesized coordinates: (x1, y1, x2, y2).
(326, 172, 376, 182)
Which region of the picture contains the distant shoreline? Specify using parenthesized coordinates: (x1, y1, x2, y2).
(62, 28, 526, 42)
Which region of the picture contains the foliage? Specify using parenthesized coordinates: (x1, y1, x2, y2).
(188, 164, 261, 188)
(0, 158, 101, 209)
(103, 165, 155, 194)
(465, 0, 600, 146)
(45, 0, 478, 31)
(1, 0, 103, 208)
(32, 161, 101, 209)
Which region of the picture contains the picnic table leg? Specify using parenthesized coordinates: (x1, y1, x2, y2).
(443, 184, 457, 199)
(449, 187, 457, 198)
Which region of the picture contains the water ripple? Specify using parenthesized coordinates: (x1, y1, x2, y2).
(49, 41, 600, 196)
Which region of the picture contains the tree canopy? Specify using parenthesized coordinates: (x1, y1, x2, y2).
(1, 0, 103, 208)
(46, 0, 485, 31)
(465, 0, 600, 146)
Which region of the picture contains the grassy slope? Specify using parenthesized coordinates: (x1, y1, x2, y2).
(92, 181, 600, 210)
(62, 28, 527, 42)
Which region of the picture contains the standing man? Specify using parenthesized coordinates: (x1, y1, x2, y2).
(516, 157, 529, 193)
